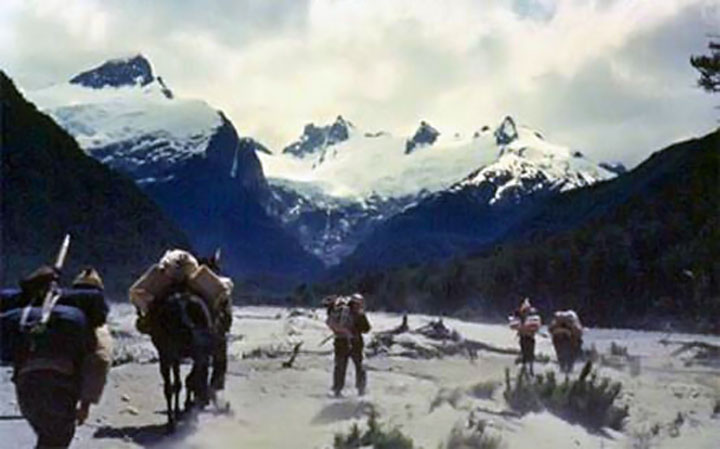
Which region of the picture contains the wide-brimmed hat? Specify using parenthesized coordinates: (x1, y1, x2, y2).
(19, 265, 58, 293)
(72, 267, 104, 290)
(519, 297, 532, 312)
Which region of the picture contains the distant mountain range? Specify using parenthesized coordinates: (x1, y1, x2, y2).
(28, 56, 618, 280)
(319, 129, 720, 330)
(13, 53, 714, 324)
(26, 55, 323, 288)
(262, 114, 615, 270)
(1, 71, 189, 297)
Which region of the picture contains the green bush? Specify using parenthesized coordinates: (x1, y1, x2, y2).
(468, 381, 498, 400)
(443, 419, 505, 449)
(334, 408, 414, 449)
(504, 361, 629, 431)
(610, 342, 629, 357)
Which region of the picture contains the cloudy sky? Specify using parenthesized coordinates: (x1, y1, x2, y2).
(1, 0, 718, 166)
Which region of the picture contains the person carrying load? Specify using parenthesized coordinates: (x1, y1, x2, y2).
(0, 236, 112, 449)
(324, 293, 371, 397)
(509, 298, 541, 376)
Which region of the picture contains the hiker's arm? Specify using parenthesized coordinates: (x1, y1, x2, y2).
(79, 325, 113, 413)
(357, 314, 371, 334)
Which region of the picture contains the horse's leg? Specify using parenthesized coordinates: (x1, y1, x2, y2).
(185, 365, 196, 411)
(160, 358, 175, 433)
(196, 358, 210, 408)
(210, 336, 228, 406)
(172, 362, 182, 421)
(191, 347, 210, 409)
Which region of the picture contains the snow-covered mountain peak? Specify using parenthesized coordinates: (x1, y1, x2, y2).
(29, 63, 227, 182)
(282, 115, 355, 158)
(494, 116, 518, 145)
(70, 54, 155, 89)
(455, 120, 614, 205)
(599, 161, 628, 175)
(405, 120, 440, 154)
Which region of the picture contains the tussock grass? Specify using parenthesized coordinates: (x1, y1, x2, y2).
(610, 342, 629, 357)
(503, 361, 629, 431)
(443, 419, 505, 449)
(468, 381, 498, 400)
(333, 408, 414, 449)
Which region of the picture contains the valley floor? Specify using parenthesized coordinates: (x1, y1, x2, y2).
(1, 306, 720, 448)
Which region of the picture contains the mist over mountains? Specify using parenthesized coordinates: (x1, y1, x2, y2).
(4, 54, 718, 325)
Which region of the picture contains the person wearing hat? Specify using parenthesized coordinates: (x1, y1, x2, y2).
(13, 266, 112, 448)
(510, 298, 541, 376)
(325, 294, 371, 397)
(72, 267, 113, 427)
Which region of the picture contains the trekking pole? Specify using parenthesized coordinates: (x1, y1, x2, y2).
(21, 234, 71, 331)
(318, 333, 334, 347)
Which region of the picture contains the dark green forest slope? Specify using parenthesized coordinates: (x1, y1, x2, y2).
(318, 130, 720, 330)
(1, 71, 190, 297)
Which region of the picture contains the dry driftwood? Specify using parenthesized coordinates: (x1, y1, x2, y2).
(282, 342, 304, 368)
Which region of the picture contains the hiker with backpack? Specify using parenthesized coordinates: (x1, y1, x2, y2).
(71, 267, 114, 426)
(325, 294, 371, 397)
(0, 259, 112, 449)
(508, 298, 541, 376)
(549, 310, 583, 375)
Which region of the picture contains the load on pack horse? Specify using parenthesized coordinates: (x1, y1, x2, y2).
(129, 249, 233, 432)
(549, 310, 583, 375)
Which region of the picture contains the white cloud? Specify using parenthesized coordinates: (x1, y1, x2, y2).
(1, 0, 718, 165)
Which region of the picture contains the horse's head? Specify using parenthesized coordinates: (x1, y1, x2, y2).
(197, 248, 222, 274)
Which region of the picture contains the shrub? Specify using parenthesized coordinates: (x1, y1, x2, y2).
(334, 408, 414, 449)
(468, 381, 498, 400)
(504, 361, 629, 431)
(503, 368, 542, 414)
(609, 342, 629, 357)
(443, 419, 505, 449)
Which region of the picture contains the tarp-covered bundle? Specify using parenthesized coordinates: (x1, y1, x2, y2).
(129, 249, 233, 316)
(1, 305, 89, 364)
(549, 310, 583, 340)
(509, 310, 542, 336)
(325, 294, 363, 337)
(0, 289, 108, 364)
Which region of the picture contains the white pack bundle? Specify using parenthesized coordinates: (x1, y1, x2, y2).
(522, 313, 542, 334)
(188, 265, 234, 310)
(326, 296, 355, 337)
(553, 310, 583, 334)
(158, 249, 199, 282)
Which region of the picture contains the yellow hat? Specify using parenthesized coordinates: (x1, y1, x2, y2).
(519, 297, 532, 312)
(72, 267, 104, 290)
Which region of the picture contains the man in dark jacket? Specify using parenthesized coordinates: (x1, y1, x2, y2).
(327, 294, 371, 397)
(11, 266, 110, 449)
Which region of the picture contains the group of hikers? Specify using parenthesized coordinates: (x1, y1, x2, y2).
(0, 240, 238, 448)
(509, 298, 584, 377)
(1, 238, 584, 449)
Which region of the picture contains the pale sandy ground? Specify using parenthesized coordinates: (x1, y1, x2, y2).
(1, 305, 719, 449)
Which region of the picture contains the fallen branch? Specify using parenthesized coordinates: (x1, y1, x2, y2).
(282, 341, 304, 368)
(659, 339, 720, 358)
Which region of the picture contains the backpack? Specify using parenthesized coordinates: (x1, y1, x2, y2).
(551, 310, 582, 338)
(510, 308, 541, 336)
(326, 297, 355, 337)
(1, 304, 90, 365)
(1, 288, 107, 327)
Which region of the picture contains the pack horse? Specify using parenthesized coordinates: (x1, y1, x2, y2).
(129, 248, 233, 432)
